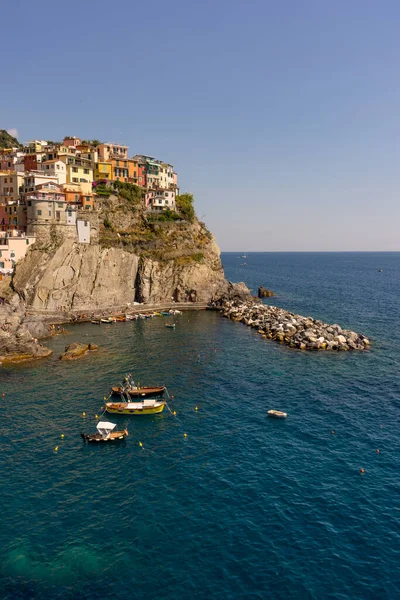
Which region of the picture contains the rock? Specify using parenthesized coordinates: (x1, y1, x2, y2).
(258, 286, 274, 298)
(60, 342, 99, 360)
(220, 299, 369, 352)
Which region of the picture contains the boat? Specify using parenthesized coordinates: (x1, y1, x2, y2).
(105, 398, 166, 415)
(111, 374, 165, 398)
(267, 410, 287, 418)
(160, 311, 171, 316)
(378, 268, 383, 272)
(169, 309, 182, 315)
(81, 421, 128, 442)
(165, 323, 176, 328)
(91, 320, 101, 324)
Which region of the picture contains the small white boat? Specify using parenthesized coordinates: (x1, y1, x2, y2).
(267, 410, 287, 418)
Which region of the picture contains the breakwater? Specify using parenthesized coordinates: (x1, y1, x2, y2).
(221, 300, 370, 350)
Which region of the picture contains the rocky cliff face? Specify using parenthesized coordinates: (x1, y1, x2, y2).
(12, 206, 242, 311)
(0, 292, 52, 364)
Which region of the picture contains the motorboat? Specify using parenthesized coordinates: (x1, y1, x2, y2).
(81, 421, 128, 442)
(267, 410, 287, 418)
(165, 323, 176, 328)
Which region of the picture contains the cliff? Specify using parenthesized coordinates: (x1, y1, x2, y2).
(0, 283, 51, 364)
(12, 193, 249, 312)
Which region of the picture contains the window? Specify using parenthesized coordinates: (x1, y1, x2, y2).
(72, 167, 78, 173)
(84, 169, 89, 174)
(56, 165, 59, 169)
(165, 192, 168, 197)
(48, 211, 52, 216)
(80, 178, 86, 182)
(37, 210, 42, 216)
(84, 221, 88, 226)
(72, 178, 78, 183)
(26, 239, 29, 245)
(75, 195, 79, 201)
(0, 262, 4, 269)
(57, 202, 63, 208)
(85, 205, 91, 210)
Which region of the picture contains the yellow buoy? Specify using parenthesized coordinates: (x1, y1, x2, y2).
(82, 412, 86, 417)
(184, 433, 187, 438)
(60, 434, 65, 439)
(95, 414, 98, 419)
(173, 411, 177, 416)
(139, 441, 143, 447)
(195, 406, 199, 411)
(54, 446, 59, 452)
(104, 397, 107, 401)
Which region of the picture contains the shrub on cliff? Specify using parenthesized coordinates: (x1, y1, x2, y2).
(176, 193, 195, 222)
(113, 181, 143, 207)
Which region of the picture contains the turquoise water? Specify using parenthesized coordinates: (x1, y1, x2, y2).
(1, 252, 399, 599)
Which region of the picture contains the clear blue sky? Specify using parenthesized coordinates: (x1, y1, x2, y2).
(2, 0, 400, 251)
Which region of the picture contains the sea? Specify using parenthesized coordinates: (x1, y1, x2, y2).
(0, 252, 399, 600)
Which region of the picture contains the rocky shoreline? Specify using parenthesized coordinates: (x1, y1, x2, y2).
(220, 300, 370, 351)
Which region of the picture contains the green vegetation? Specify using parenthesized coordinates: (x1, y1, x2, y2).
(112, 181, 143, 206)
(94, 182, 113, 197)
(146, 209, 182, 222)
(81, 139, 101, 147)
(0, 129, 21, 149)
(176, 193, 195, 222)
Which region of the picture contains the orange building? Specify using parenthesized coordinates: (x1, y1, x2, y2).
(108, 157, 138, 183)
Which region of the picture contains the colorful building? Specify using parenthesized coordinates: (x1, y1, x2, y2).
(0, 230, 36, 273)
(145, 189, 176, 212)
(0, 172, 24, 203)
(63, 136, 82, 148)
(94, 161, 113, 181)
(97, 143, 128, 162)
(40, 160, 67, 184)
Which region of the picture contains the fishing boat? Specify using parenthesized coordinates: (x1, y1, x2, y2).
(267, 410, 287, 418)
(81, 421, 128, 443)
(111, 374, 165, 398)
(105, 398, 166, 415)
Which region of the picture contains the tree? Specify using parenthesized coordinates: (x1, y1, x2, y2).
(176, 193, 195, 222)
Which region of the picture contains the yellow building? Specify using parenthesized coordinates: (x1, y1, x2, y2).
(94, 161, 113, 181)
(58, 155, 93, 194)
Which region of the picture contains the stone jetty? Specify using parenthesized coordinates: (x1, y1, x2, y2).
(220, 300, 370, 351)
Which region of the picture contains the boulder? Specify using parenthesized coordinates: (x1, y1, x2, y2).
(258, 286, 274, 298)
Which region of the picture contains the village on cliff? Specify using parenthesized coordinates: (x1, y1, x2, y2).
(0, 135, 179, 273)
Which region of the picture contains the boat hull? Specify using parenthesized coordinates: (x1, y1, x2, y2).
(111, 386, 165, 398)
(267, 410, 287, 418)
(81, 431, 128, 442)
(106, 402, 165, 415)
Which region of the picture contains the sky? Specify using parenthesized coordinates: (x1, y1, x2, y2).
(2, 0, 400, 251)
